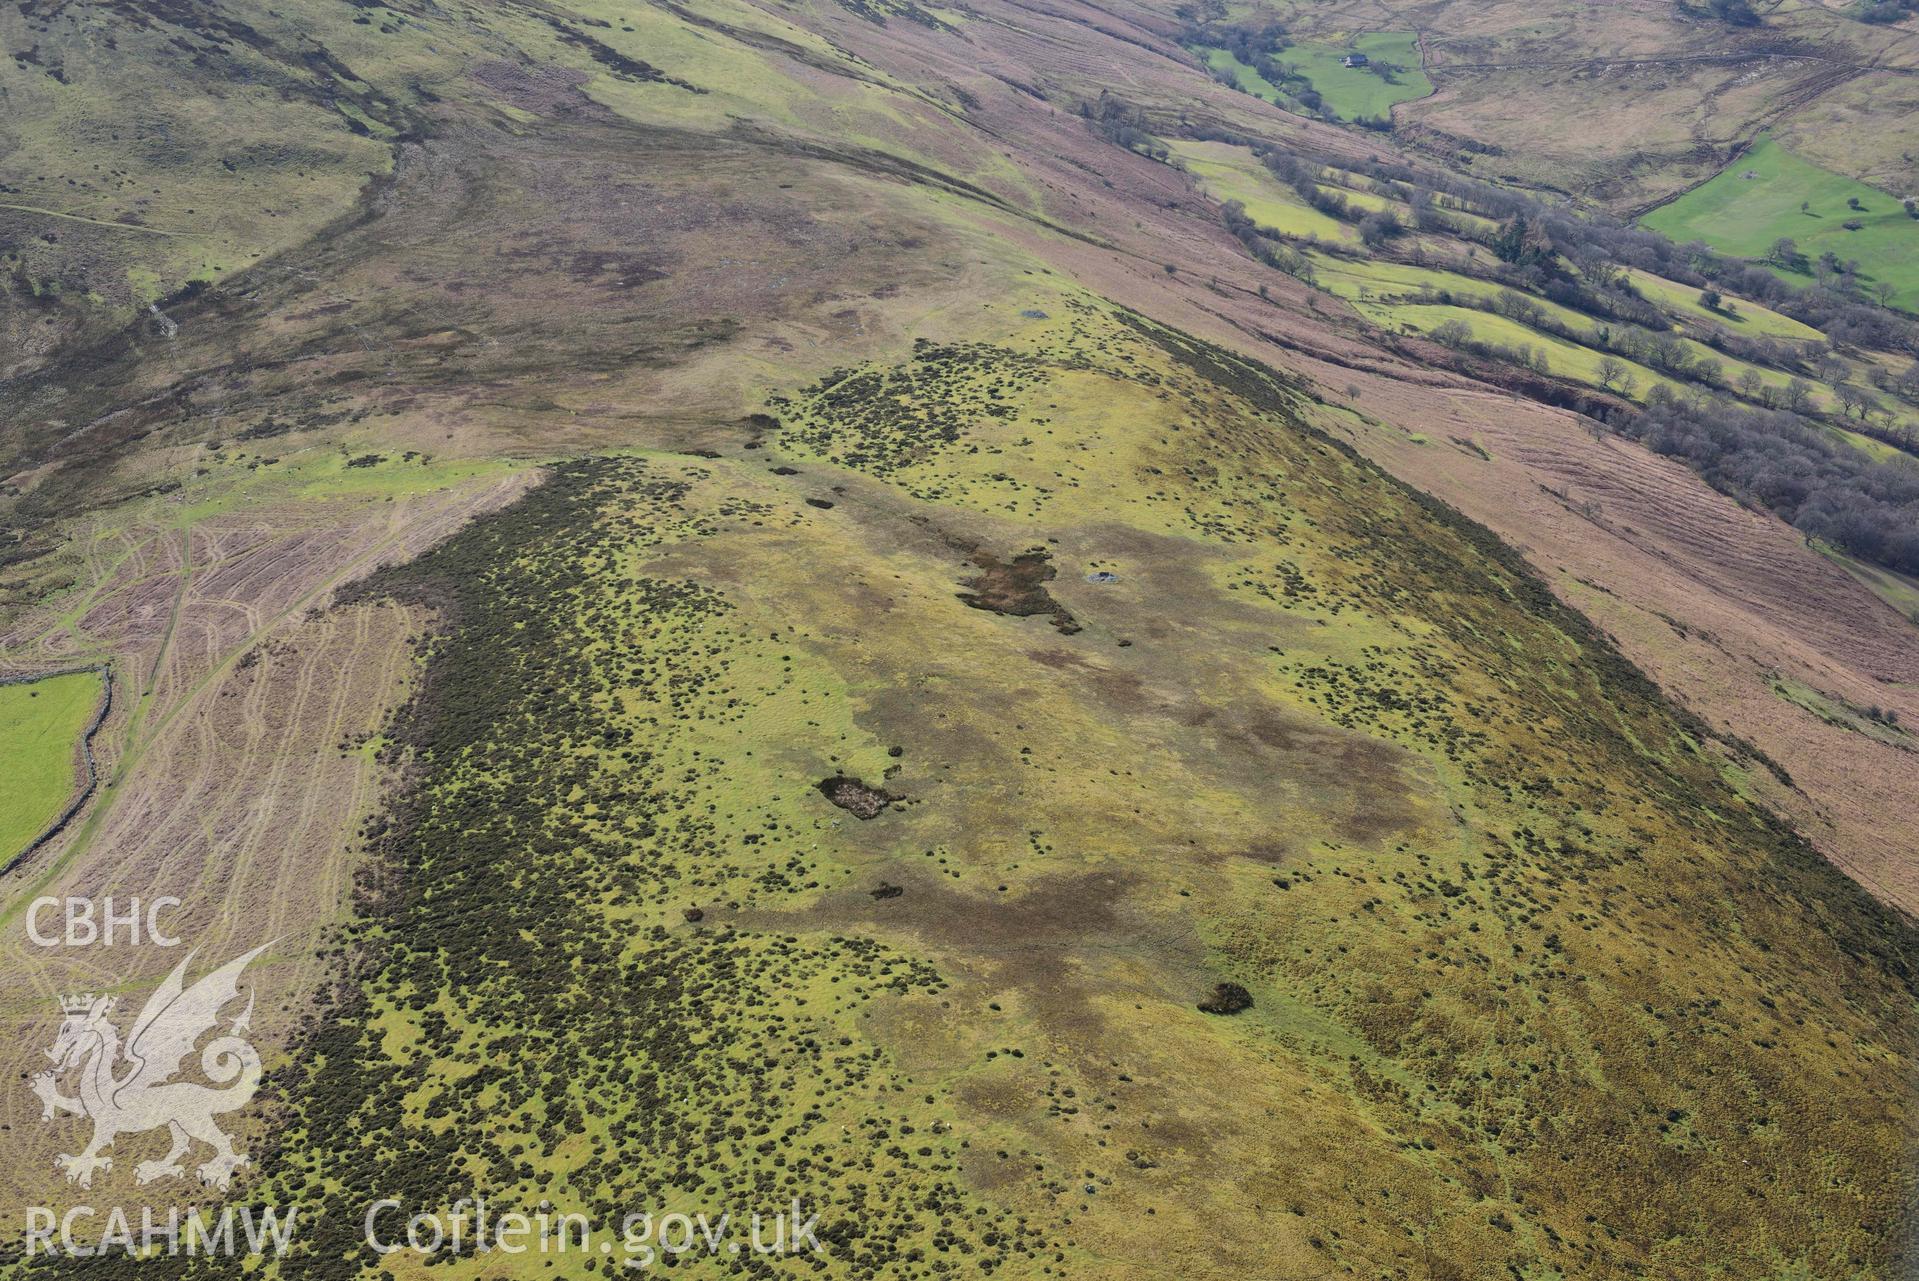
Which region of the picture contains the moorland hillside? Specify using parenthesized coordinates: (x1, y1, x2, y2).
(1, 1, 1915, 1278)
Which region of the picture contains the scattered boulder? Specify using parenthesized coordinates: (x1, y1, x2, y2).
(1198, 982, 1254, 1015)
(869, 882, 904, 900)
(805, 497, 835, 509)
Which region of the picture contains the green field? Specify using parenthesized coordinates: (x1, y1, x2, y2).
(1362, 302, 1675, 397)
(1171, 140, 1360, 243)
(1271, 33, 1431, 122)
(1625, 268, 1825, 342)
(0, 670, 102, 858)
(1309, 252, 1595, 327)
(1428, 197, 1499, 236)
(1312, 168, 1498, 237)
(1818, 543, 1919, 623)
(1307, 252, 1494, 302)
(1316, 261, 1811, 412)
(1642, 135, 1919, 309)
(1196, 45, 1294, 108)
(1317, 182, 1397, 215)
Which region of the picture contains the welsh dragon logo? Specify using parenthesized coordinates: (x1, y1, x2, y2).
(32, 944, 270, 1191)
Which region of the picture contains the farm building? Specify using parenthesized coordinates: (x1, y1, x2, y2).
(1343, 52, 1369, 67)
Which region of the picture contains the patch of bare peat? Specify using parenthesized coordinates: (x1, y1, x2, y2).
(958, 548, 1079, 634)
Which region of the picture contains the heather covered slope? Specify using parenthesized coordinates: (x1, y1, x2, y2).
(1, 0, 1916, 1277)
